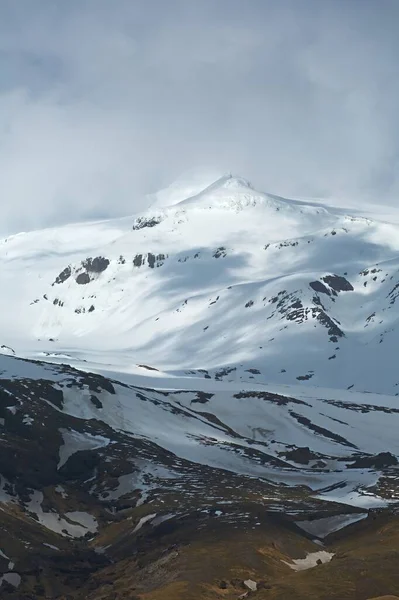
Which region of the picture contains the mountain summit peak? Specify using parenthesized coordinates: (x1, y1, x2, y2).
(147, 169, 255, 209)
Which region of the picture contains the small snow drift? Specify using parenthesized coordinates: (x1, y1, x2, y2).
(295, 513, 368, 538)
(282, 551, 334, 571)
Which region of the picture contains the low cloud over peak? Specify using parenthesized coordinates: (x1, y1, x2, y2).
(1, 0, 399, 235)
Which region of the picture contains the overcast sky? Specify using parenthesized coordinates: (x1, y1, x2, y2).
(1, 0, 399, 234)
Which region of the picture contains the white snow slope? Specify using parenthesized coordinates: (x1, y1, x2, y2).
(1, 172, 399, 395)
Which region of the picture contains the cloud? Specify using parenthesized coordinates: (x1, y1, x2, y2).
(1, 0, 399, 234)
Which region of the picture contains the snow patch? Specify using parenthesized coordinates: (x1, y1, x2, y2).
(58, 429, 110, 469)
(0, 573, 21, 588)
(282, 550, 334, 571)
(43, 543, 60, 551)
(133, 513, 157, 533)
(26, 491, 97, 537)
(295, 513, 368, 538)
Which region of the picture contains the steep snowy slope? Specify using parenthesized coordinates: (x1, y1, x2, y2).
(2, 173, 399, 394)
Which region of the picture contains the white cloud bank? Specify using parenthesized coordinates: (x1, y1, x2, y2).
(1, 0, 399, 234)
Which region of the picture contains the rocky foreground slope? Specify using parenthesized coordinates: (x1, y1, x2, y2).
(2, 173, 399, 598)
(1, 353, 399, 599)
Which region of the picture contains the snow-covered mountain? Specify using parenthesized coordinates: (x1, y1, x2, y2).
(2, 173, 399, 598)
(2, 172, 399, 394)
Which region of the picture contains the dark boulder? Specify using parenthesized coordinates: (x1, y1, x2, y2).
(76, 273, 91, 285)
(348, 452, 398, 469)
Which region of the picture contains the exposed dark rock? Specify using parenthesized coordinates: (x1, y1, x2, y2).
(278, 240, 298, 249)
(133, 254, 144, 267)
(54, 266, 72, 285)
(213, 247, 227, 258)
(82, 257, 110, 273)
(291, 300, 303, 309)
(190, 392, 214, 405)
(234, 391, 309, 407)
(0, 345, 15, 354)
(133, 253, 166, 268)
(322, 274, 354, 292)
(215, 367, 236, 380)
(132, 216, 162, 230)
(59, 450, 102, 480)
(283, 447, 320, 465)
(311, 308, 344, 339)
(388, 281, 399, 305)
(289, 411, 357, 448)
(76, 273, 91, 285)
(90, 395, 103, 408)
(348, 452, 398, 469)
(310, 281, 331, 295)
(155, 253, 166, 266)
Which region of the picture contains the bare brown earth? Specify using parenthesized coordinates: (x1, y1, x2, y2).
(4, 506, 399, 600)
(368, 597, 399, 600)
(81, 513, 399, 600)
